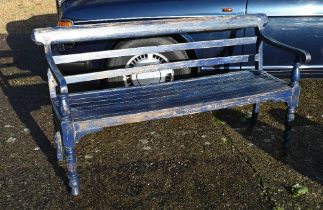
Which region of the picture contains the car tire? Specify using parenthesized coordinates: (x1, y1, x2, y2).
(105, 37, 191, 86)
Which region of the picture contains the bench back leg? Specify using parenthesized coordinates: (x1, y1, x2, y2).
(55, 132, 64, 161)
(251, 103, 260, 126)
(283, 107, 296, 149)
(250, 29, 264, 127)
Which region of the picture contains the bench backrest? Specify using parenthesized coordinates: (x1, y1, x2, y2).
(32, 14, 268, 86)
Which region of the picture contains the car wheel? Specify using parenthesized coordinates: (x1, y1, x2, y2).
(105, 37, 191, 87)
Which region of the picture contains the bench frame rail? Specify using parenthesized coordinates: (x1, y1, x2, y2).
(32, 14, 311, 196)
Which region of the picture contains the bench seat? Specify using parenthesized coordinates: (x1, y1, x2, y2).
(52, 70, 292, 132)
(33, 14, 310, 195)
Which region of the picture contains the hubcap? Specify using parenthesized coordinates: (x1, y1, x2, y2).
(124, 53, 174, 86)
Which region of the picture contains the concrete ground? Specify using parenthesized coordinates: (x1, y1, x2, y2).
(0, 2, 322, 209)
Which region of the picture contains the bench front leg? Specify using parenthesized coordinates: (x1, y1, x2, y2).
(59, 92, 80, 195)
(65, 146, 80, 196)
(283, 62, 301, 149)
(61, 122, 80, 196)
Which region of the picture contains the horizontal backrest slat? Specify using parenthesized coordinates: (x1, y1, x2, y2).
(32, 14, 267, 45)
(65, 54, 259, 84)
(53, 37, 257, 64)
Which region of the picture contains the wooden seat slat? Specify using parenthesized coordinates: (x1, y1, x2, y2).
(69, 74, 274, 111)
(74, 88, 291, 131)
(68, 71, 261, 104)
(72, 85, 290, 121)
(68, 70, 275, 103)
(51, 71, 290, 122)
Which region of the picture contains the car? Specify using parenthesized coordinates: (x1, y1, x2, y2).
(55, 0, 323, 87)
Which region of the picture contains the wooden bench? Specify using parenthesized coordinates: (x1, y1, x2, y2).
(32, 14, 311, 195)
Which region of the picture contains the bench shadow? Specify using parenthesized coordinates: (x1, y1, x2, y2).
(213, 107, 323, 185)
(1, 15, 70, 190)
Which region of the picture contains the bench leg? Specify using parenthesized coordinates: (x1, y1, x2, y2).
(251, 103, 260, 125)
(282, 107, 296, 150)
(283, 62, 301, 150)
(55, 132, 64, 161)
(65, 146, 80, 196)
(61, 123, 80, 196)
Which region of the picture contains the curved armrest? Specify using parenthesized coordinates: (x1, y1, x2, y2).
(45, 46, 71, 118)
(45, 45, 69, 94)
(259, 30, 311, 64)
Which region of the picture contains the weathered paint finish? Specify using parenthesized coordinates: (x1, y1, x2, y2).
(65, 147, 80, 196)
(65, 73, 288, 120)
(73, 88, 292, 135)
(55, 132, 64, 161)
(282, 62, 301, 149)
(32, 15, 267, 45)
(53, 37, 258, 64)
(47, 69, 58, 98)
(31, 14, 310, 195)
(45, 46, 68, 94)
(65, 54, 259, 84)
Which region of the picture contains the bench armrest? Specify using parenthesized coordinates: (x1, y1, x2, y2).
(45, 45, 68, 94)
(45, 46, 71, 119)
(259, 30, 311, 64)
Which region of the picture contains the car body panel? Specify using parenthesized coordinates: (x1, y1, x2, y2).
(247, 0, 323, 76)
(61, 0, 247, 23)
(247, 0, 323, 17)
(58, 0, 323, 77)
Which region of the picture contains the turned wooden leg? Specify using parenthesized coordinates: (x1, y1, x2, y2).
(55, 132, 64, 161)
(65, 146, 80, 196)
(251, 103, 260, 125)
(61, 121, 80, 196)
(282, 62, 301, 150)
(282, 107, 296, 149)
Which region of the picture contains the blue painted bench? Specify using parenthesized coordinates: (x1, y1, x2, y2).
(32, 14, 310, 195)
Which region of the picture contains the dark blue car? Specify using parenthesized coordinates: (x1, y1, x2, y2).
(56, 0, 323, 86)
